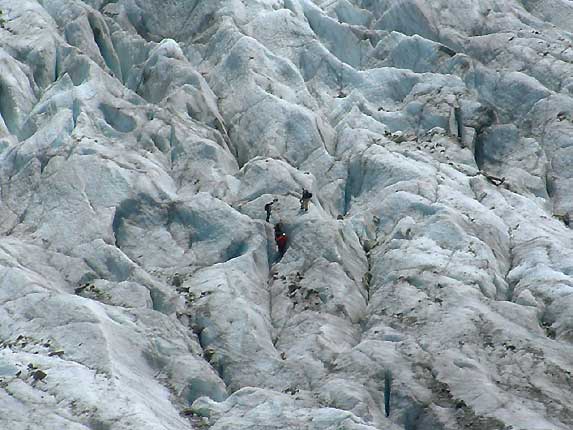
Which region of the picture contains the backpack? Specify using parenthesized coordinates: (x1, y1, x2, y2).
(303, 190, 312, 199)
(265, 202, 273, 211)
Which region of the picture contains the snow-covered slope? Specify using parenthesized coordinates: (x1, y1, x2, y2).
(1, 0, 573, 429)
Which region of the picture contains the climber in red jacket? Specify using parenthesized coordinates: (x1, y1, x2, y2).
(274, 223, 288, 256)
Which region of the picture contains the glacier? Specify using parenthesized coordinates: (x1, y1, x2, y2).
(1, 0, 573, 429)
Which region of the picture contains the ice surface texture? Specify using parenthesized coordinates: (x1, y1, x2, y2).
(1, 0, 573, 429)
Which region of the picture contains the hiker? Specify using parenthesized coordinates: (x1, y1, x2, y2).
(274, 223, 288, 256)
(276, 232, 288, 256)
(264, 198, 278, 222)
(300, 188, 312, 212)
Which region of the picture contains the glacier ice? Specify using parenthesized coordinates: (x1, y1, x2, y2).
(1, 0, 573, 429)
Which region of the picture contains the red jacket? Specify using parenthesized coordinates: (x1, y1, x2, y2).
(276, 233, 287, 251)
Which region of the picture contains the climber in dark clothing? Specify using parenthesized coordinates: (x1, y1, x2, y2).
(300, 188, 312, 212)
(264, 198, 278, 222)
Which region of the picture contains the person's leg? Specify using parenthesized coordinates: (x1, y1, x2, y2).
(303, 199, 309, 211)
